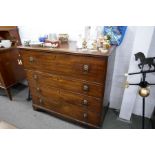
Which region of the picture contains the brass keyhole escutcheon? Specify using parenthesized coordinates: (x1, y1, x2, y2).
(33, 74, 38, 80)
(83, 113, 88, 119)
(29, 56, 34, 63)
(36, 87, 41, 92)
(83, 99, 88, 105)
(39, 98, 43, 104)
(83, 84, 89, 91)
(17, 59, 23, 65)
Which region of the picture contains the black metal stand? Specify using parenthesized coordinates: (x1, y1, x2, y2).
(127, 70, 155, 129)
(142, 97, 145, 129)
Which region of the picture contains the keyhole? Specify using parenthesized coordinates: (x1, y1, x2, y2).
(17, 59, 22, 65)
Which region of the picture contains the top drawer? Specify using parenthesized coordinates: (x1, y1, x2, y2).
(20, 50, 108, 83)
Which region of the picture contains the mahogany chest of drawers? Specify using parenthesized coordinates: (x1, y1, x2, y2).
(19, 42, 113, 128)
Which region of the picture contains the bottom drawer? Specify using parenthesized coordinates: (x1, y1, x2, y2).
(32, 95, 102, 127)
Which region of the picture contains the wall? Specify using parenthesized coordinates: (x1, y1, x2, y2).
(18, 26, 98, 43)
(132, 28, 155, 118)
(109, 27, 137, 109)
(107, 26, 155, 120)
(119, 26, 155, 120)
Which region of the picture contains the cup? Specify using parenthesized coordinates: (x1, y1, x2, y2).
(1, 40, 12, 48)
(48, 33, 57, 41)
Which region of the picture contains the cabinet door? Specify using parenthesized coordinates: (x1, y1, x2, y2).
(10, 49, 26, 82)
(0, 49, 25, 87)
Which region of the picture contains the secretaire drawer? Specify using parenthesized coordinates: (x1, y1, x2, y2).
(32, 95, 101, 126)
(26, 70, 104, 98)
(29, 83, 102, 113)
(21, 50, 107, 83)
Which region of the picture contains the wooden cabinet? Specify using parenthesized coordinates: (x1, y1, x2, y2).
(19, 42, 113, 128)
(0, 26, 25, 100)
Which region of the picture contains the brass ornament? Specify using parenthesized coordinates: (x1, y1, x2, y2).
(124, 81, 129, 88)
(139, 87, 150, 97)
(124, 73, 128, 77)
(92, 40, 97, 50)
(82, 40, 87, 49)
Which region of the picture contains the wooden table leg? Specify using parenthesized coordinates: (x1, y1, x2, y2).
(5, 88, 12, 101)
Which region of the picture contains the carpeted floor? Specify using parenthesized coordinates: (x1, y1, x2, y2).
(0, 84, 152, 129)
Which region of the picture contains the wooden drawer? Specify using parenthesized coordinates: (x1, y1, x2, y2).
(29, 83, 102, 113)
(32, 95, 101, 126)
(26, 70, 104, 98)
(21, 50, 107, 83)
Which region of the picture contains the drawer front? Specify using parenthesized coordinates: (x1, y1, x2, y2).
(26, 70, 104, 98)
(29, 83, 102, 113)
(0, 73, 5, 87)
(32, 95, 101, 126)
(21, 50, 107, 83)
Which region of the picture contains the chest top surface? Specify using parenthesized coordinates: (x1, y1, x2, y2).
(18, 41, 115, 58)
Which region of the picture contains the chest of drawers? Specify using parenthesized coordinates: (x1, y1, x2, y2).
(19, 42, 113, 128)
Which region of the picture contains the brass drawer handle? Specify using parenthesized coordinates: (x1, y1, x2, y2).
(83, 99, 88, 105)
(83, 113, 88, 119)
(33, 74, 38, 80)
(39, 98, 43, 104)
(83, 64, 89, 73)
(83, 84, 89, 91)
(29, 56, 34, 63)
